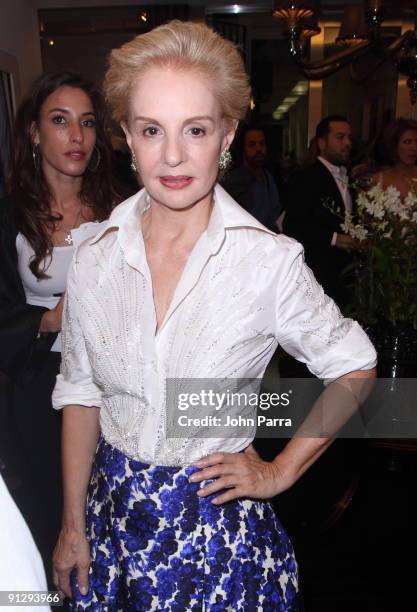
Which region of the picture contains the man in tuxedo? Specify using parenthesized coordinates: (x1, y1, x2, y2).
(221, 125, 282, 232)
(284, 115, 359, 308)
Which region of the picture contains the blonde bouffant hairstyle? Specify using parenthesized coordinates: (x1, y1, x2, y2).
(104, 20, 251, 126)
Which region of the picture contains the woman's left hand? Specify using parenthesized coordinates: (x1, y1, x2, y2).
(189, 444, 295, 504)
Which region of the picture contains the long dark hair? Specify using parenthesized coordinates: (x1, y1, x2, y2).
(382, 117, 417, 166)
(9, 71, 119, 278)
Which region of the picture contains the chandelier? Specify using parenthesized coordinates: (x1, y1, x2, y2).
(273, 0, 417, 103)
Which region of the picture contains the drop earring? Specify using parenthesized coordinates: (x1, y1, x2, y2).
(131, 153, 137, 173)
(219, 149, 232, 171)
(32, 144, 41, 171)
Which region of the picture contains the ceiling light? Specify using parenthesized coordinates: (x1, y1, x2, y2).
(336, 5, 368, 46)
(292, 81, 309, 95)
(272, 1, 315, 21)
(272, 80, 309, 120)
(282, 96, 299, 104)
(273, 0, 417, 104)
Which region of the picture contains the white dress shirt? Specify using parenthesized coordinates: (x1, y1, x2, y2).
(318, 156, 352, 246)
(52, 185, 376, 466)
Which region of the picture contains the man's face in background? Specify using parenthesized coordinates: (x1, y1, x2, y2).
(318, 121, 352, 167)
(243, 129, 267, 169)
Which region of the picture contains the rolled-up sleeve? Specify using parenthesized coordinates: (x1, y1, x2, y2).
(52, 254, 102, 410)
(275, 242, 377, 380)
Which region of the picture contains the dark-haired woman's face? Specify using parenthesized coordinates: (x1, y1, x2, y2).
(32, 86, 96, 180)
(397, 129, 417, 166)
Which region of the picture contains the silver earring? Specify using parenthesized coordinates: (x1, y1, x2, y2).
(32, 144, 40, 171)
(131, 153, 137, 173)
(88, 146, 101, 172)
(219, 149, 232, 171)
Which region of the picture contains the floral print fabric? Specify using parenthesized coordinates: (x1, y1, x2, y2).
(70, 437, 299, 611)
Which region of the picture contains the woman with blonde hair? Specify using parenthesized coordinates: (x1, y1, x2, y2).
(52, 21, 376, 610)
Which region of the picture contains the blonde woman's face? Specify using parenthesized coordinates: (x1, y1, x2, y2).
(123, 66, 235, 210)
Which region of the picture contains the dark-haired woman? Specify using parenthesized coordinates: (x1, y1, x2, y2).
(371, 118, 417, 196)
(0, 72, 119, 585)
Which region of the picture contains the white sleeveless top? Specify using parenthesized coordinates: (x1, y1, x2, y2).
(16, 221, 108, 352)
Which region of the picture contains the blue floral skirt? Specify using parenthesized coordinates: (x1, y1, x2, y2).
(70, 437, 299, 611)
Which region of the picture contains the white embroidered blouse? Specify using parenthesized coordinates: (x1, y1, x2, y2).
(52, 185, 377, 466)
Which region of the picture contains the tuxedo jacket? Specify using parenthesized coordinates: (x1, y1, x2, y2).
(0, 196, 56, 381)
(283, 160, 354, 307)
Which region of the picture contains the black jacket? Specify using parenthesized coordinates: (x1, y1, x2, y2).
(221, 164, 282, 232)
(283, 160, 354, 307)
(0, 196, 57, 380)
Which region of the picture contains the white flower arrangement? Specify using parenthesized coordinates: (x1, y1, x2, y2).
(327, 180, 417, 324)
(342, 182, 417, 243)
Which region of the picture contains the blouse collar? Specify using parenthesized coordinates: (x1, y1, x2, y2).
(91, 184, 276, 248)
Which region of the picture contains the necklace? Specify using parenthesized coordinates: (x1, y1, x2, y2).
(60, 206, 83, 245)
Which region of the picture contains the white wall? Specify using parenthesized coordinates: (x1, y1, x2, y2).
(0, 0, 42, 101)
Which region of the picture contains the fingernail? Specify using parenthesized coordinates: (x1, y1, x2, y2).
(80, 586, 88, 596)
(188, 474, 196, 482)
